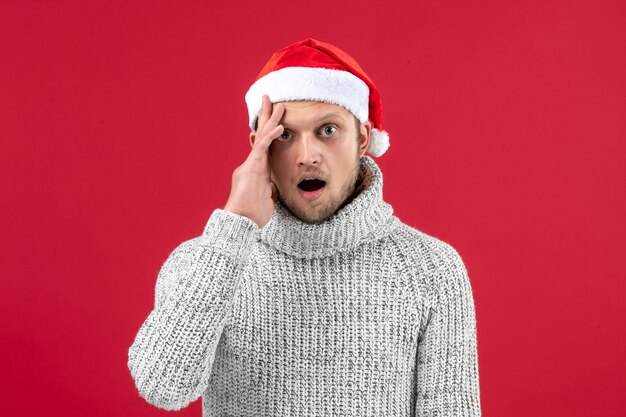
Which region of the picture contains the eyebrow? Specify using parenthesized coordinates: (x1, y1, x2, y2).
(316, 111, 348, 121)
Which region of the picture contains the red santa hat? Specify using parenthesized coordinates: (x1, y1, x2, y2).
(245, 38, 390, 157)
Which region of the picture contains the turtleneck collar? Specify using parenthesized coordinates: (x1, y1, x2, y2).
(260, 156, 395, 259)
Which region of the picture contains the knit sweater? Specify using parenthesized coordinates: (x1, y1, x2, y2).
(128, 156, 481, 416)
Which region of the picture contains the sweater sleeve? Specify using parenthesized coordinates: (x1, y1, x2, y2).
(127, 209, 258, 410)
(415, 246, 481, 417)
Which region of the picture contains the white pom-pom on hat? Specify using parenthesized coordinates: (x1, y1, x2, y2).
(245, 38, 390, 157)
(367, 129, 390, 157)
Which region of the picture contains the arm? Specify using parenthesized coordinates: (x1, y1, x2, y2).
(127, 209, 258, 410)
(415, 246, 481, 416)
(127, 94, 282, 410)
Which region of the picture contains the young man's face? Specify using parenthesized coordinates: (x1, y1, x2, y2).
(251, 100, 371, 224)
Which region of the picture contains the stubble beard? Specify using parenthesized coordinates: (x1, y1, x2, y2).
(278, 155, 362, 225)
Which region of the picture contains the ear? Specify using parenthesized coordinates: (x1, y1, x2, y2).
(249, 130, 256, 148)
(358, 121, 372, 157)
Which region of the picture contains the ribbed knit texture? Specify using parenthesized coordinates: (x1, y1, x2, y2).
(128, 156, 481, 416)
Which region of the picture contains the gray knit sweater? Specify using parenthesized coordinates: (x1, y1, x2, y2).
(128, 156, 481, 416)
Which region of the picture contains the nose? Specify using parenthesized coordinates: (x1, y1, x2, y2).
(295, 132, 321, 166)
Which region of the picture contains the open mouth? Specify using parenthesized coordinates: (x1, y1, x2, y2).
(298, 178, 326, 192)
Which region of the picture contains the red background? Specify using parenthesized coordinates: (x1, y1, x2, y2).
(2, 1, 625, 416)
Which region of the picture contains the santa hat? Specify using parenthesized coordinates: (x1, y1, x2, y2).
(245, 38, 390, 157)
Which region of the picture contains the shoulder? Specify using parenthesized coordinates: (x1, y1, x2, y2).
(388, 217, 464, 273)
(386, 217, 470, 304)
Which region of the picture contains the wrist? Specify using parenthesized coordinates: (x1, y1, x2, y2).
(223, 204, 257, 226)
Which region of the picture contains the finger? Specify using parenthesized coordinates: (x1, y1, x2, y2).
(270, 181, 278, 203)
(250, 124, 283, 158)
(264, 102, 285, 131)
(256, 95, 271, 132)
(263, 124, 284, 147)
(258, 99, 285, 138)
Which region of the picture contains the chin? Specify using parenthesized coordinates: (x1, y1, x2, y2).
(279, 194, 339, 224)
(298, 210, 334, 225)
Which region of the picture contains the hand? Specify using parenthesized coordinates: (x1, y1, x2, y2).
(224, 95, 284, 228)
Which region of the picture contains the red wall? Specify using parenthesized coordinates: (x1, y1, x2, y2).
(2, 1, 625, 415)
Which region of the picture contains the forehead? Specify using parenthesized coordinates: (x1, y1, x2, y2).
(277, 100, 353, 125)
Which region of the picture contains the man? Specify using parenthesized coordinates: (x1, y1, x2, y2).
(128, 38, 481, 416)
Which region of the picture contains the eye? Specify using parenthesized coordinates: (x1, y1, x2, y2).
(278, 130, 292, 141)
(319, 125, 337, 136)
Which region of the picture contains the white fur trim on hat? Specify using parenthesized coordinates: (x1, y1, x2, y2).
(368, 128, 390, 157)
(245, 66, 370, 129)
